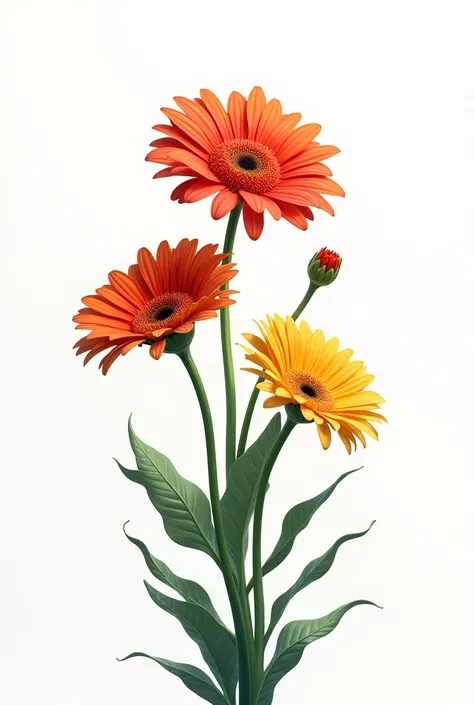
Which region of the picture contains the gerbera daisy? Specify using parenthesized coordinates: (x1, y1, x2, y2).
(146, 87, 344, 240)
(241, 315, 386, 453)
(73, 239, 237, 375)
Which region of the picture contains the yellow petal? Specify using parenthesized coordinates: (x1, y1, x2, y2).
(317, 421, 332, 450)
(263, 396, 290, 409)
(324, 348, 354, 381)
(275, 386, 292, 398)
(285, 316, 301, 368)
(301, 406, 315, 421)
(338, 427, 354, 454)
(241, 367, 280, 382)
(257, 382, 275, 393)
(242, 332, 269, 356)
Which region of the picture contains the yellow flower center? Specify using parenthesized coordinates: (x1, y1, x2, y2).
(283, 370, 335, 411)
(208, 138, 281, 194)
(131, 292, 194, 334)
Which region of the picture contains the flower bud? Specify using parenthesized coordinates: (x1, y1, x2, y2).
(307, 247, 342, 287)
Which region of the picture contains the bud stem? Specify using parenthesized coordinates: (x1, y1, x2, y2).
(291, 282, 318, 320)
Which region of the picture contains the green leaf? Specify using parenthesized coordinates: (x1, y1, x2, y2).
(118, 417, 219, 563)
(221, 414, 281, 579)
(266, 522, 376, 641)
(144, 581, 238, 704)
(258, 600, 379, 705)
(119, 653, 231, 705)
(249, 468, 362, 588)
(118, 651, 230, 705)
(123, 523, 226, 628)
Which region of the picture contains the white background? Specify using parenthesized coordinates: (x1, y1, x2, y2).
(2, 0, 473, 703)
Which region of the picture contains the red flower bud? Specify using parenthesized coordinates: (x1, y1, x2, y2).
(307, 247, 342, 286)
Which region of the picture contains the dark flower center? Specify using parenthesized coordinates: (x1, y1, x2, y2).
(155, 306, 174, 321)
(237, 154, 258, 171)
(301, 384, 317, 398)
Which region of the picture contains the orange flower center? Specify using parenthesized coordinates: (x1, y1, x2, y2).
(131, 292, 194, 334)
(208, 138, 281, 194)
(283, 370, 335, 411)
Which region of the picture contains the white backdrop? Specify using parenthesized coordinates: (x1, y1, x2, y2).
(2, 1, 473, 703)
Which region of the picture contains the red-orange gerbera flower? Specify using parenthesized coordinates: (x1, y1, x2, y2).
(73, 239, 237, 375)
(146, 87, 344, 240)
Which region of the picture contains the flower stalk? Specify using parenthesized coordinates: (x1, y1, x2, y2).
(221, 201, 243, 476)
(178, 347, 253, 705)
(251, 418, 296, 695)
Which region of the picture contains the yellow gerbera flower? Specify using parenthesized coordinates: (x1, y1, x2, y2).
(241, 315, 386, 453)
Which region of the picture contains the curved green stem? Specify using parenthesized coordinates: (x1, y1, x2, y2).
(221, 201, 243, 477)
(291, 281, 318, 320)
(237, 283, 318, 458)
(252, 418, 296, 695)
(179, 348, 252, 705)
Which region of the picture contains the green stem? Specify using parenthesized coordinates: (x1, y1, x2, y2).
(221, 201, 243, 477)
(291, 281, 318, 320)
(179, 348, 252, 705)
(238, 554, 256, 686)
(252, 418, 296, 696)
(237, 283, 318, 458)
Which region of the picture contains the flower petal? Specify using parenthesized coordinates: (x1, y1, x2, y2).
(211, 190, 241, 219)
(243, 202, 264, 240)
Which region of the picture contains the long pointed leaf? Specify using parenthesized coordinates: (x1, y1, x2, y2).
(144, 581, 238, 704)
(123, 523, 226, 628)
(118, 417, 219, 563)
(221, 414, 281, 579)
(248, 468, 362, 589)
(119, 653, 231, 705)
(266, 521, 376, 641)
(258, 600, 379, 705)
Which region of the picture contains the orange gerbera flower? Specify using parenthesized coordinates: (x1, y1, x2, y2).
(73, 239, 237, 375)
(146, 87, 344, 240)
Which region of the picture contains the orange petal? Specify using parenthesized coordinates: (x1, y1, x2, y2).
(152, 123, 209, 159)
(183, 178, 225, 203)
(243, 202, 264, 240)
(240, 191, 266, 213)
(199, 89, 233, 141)
(81, 296, 134, 322)
(260, 196, 282, 220)
(174, 322, 193, 334)
(282, 145, 341, 172)
(95, 285, 138, 315)
(108, 271, 147, 307)
(165, 148, 219, 182)
(99, 344, 126, 375)
(266, 184, 316, 206)
(161, 107, 215, 152)
(227, 91, 248, 139)
(246, 86, 266, 141)
(171, 99, 221, 147)
(274, 201, 308, 230)
(211, 190, 241, 219)
(137, 247, 160, 296)
(149, 339, 167, 360)
(255, 98, 283, 144)
(265, 113, 301, 153)
(281, 163, 333, 178)
(153, 166, 195, 179)
(276, 124, 322, 163)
